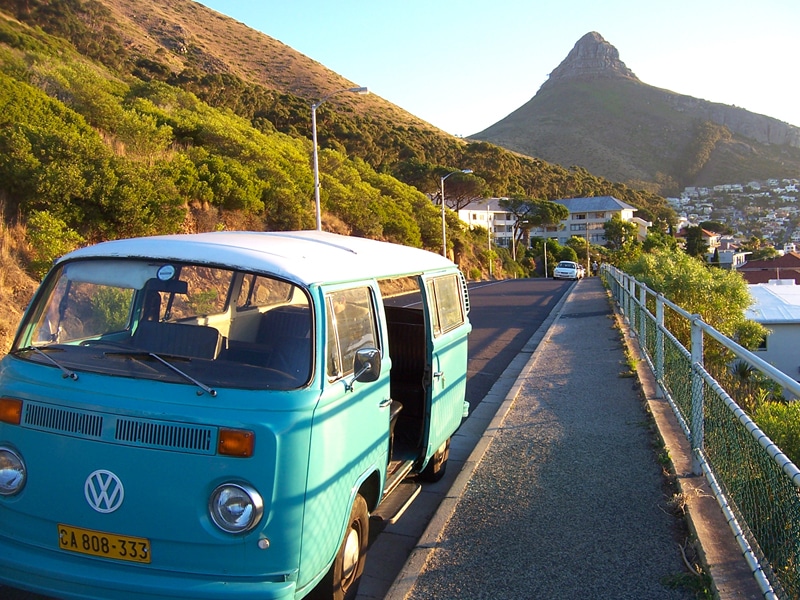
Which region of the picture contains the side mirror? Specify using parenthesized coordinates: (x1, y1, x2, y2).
(345, 347, 381, 391)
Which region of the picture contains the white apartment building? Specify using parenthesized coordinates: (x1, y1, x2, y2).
(458, 196, 646, 248)
(457, 198, 516, 248)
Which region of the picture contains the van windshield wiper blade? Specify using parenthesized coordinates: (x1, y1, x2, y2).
(104, 351, 217, 397)
(14, 346, 78, 380)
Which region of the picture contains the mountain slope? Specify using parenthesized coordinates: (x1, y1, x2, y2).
(76, 0, 435, 128)
(472, 32, 800, 194)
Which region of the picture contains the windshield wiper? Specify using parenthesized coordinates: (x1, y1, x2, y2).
(14, 346, 78, 381)
(104, 351, 217, 397)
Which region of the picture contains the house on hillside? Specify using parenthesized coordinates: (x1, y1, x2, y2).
(458, 195, 648, 249)
(457, 198, 516, 248)
(527, 196, 644, 246)
(737, 252, 800, 285)
(716, 249, 749, 270)
(677, 227, 721, 250)
(746, 281, 800, 386)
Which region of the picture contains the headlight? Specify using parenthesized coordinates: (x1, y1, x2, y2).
(209, 483, 263, 534)
(0, 447, 26, 496)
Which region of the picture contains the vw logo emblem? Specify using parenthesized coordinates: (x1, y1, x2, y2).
(84, 470, 125, 514)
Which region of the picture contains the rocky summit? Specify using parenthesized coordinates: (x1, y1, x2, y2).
(542, 31, 638, 89)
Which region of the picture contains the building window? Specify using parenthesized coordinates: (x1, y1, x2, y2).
(756, 334, 767, 351)
(570, 223, 587, 231)
(574, 213, 586, 220)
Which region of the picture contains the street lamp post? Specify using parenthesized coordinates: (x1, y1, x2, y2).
(440, 169, 473, 258)
(311, 86, 369, 231)
(487, 201, 493, 278)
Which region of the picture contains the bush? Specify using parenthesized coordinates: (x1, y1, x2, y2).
(754, 401, 800, 466)
(26, 210, 84, 278)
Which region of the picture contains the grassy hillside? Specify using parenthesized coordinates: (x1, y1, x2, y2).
(0, 0, 681, 351)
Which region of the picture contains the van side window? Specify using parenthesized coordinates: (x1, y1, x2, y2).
(326, 287, 378, 380)
(166, 266, 232, 319)
(236, 274, 294, 309)
(426, 274, 465, 337)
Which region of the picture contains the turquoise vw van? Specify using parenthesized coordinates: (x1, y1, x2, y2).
(0, 231, 471, 599)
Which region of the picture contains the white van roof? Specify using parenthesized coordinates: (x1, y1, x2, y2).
(58, 231, 456, 286)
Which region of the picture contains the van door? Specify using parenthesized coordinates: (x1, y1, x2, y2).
(420, 273, 471, 470)
(300, 285, 390, 590)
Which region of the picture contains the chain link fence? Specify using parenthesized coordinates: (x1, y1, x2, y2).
(603, 266, 800, 599)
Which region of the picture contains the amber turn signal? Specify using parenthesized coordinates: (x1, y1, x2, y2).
(0, 398, 23, 425)
(218, 428, 255, 457)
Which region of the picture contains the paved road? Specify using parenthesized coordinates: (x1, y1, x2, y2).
(1, 278, 570, 600)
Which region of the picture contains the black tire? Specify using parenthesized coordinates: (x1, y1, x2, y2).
(419, 438, 450, 483)
(308, 494, 369, 600)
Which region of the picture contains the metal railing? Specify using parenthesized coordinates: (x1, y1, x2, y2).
(602, 265, 800, 600)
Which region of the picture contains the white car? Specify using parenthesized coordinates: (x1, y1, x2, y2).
(553, 260, 583, 280)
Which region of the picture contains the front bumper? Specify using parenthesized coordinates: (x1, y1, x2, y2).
(0, 536, 296, 600)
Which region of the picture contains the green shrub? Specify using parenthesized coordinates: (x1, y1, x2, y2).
(90, 287, 132, 332)
(754, 401, 800, 466)
(26, 210, 84, 278)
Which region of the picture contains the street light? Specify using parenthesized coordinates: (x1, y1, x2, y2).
(311, 86, 369, 231)
(440, 169, 473, 258)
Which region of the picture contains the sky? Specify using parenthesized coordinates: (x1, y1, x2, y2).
(195, 0, 800, 138)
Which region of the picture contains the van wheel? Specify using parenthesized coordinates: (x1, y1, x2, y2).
(419, 438, 450, 482)
(308, 494, 369, 600)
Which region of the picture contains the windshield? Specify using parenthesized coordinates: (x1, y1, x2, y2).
(14, 259, 313, 391)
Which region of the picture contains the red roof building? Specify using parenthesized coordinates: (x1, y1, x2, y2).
(737, 252, 800, 284)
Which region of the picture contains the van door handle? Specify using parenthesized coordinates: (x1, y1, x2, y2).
(433, 371, 444, 379)
(379, 398, 393, 409)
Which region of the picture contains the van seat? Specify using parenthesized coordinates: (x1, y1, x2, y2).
(256, 305, 311, 343)
(133, 321, 222, 359)
(256, 305, 312, 380)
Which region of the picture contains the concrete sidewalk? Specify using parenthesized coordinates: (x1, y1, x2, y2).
(385, 277, 761, 600)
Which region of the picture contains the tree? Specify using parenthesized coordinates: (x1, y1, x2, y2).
(437, 168, 484, 212)
(498, 197, 569, 261)
(699, 220, 732, 235)
(642, 230, 677, 253)
(566, 235, 589, 262)
(603, 215, 637, 250)
(750, 247, 780, 261)
(623, 249, 766, 351)
(684, 226, 709, 258)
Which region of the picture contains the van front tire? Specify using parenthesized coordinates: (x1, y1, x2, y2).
(309, 493, 369, 600)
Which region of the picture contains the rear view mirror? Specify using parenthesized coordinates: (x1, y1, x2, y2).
(145, 278, 188, 294)
(345, 347, 381, 391)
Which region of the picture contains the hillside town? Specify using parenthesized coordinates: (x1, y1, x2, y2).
(670, 178, 800, 249)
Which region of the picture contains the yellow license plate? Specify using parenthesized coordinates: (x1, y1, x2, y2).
(58, 524, 151, 564)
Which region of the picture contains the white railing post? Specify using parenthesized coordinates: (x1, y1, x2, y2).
(638, 284, 647, 341)
(655, 294, 665, 388)
(690, 315, 705, 476)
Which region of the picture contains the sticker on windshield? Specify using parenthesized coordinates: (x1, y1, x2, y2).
(157, 265, 176, 281)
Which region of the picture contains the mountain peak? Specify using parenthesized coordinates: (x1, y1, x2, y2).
(542, 32, 638, 90)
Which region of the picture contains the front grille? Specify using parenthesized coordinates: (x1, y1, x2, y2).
(24, 403, 103, 437)
(21, 401, 217, 455)
(115, 419, 213, 453)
